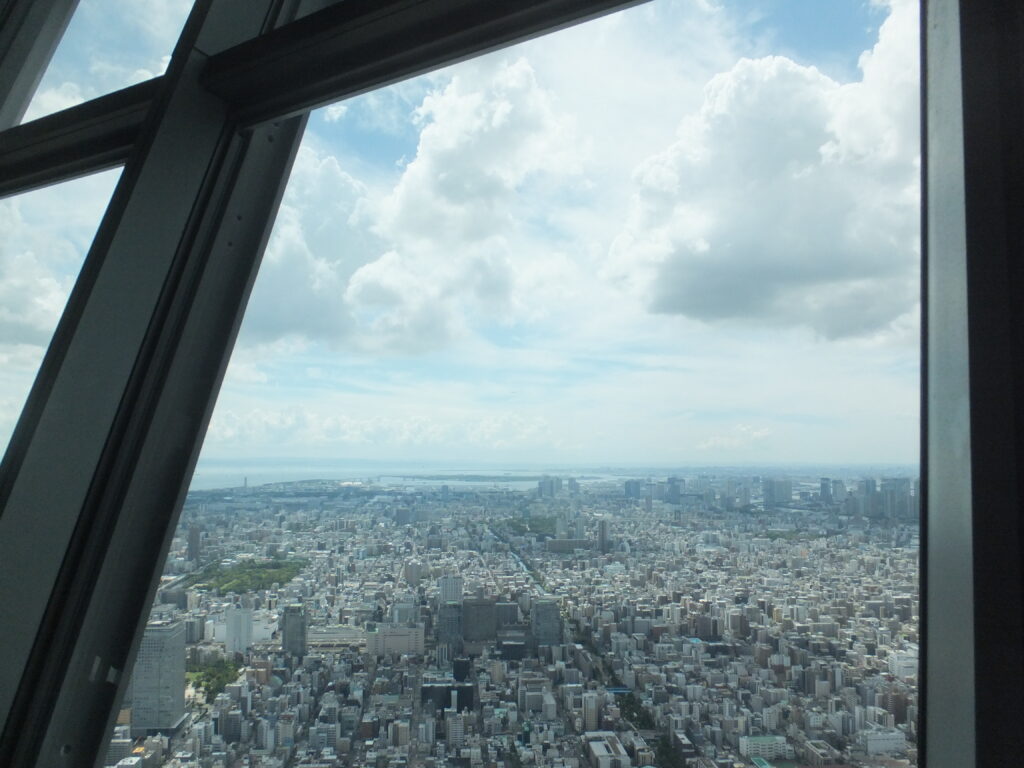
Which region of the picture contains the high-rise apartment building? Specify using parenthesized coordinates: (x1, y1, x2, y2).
(129, 620, 186, 737)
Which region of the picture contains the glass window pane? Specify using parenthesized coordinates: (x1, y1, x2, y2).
(22, 0, 193, 122)
(117, 1, 921, 765)
(0, 169, 121, 454)
(204, 0, 920, 475)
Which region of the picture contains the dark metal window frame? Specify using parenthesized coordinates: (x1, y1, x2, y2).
(0, 0, 1019, 765)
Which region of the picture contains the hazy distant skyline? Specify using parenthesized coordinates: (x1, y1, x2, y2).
(1, 0, 920, 467)
(188, 456, 919, 492)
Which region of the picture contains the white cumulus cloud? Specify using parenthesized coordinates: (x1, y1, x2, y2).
(605, 0, 919, 340)
(342, 57, 584, 352)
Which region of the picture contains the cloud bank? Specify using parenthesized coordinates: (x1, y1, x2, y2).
(1, 0, 921, 464)
(606, 0, 919, 339)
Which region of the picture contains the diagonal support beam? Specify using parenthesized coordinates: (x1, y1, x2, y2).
(202, 0, 647, 125)
(0, 0, 80, 129)
(0, 0, 647, 200)
(0, 1, 311, 765)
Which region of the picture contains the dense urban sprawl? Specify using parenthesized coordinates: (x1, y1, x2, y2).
(109, 471, 919, 768)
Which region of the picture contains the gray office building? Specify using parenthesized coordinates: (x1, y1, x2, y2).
(129, 619, 186, 736)
(597, 518, 610, 553)
(463, 597, 497, 642)
(496, 601, 520, 627)
(281, 604, 307, 658)
(532, 599, 562, 645)
(437, 600, 464, 648)
(187, 525, 201, 562)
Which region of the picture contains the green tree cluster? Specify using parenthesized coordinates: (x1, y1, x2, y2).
(186, 557, 307, 592)
(501, 516, 557, 537)
(617, 692, 655, 729)
(505, 519, 529, 535)
(186, 658, 240, 697)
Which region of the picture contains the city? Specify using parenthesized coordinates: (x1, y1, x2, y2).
(105, 469, 919, 768)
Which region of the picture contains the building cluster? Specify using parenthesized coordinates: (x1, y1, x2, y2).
(105, 470, 919, 768)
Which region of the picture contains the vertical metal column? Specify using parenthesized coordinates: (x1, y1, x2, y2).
(0, 1, 311, 765)
(0, 0, 80, 128)
(923, 0, 975, 764)
(925, 0, 1024, 763)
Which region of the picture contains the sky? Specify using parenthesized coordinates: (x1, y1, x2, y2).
(0, 0, 920, 469)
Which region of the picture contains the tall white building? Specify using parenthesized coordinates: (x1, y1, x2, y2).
(224, 603, 253, 654)
(129, 619, 186, 737)
(438, 574, 464, 603)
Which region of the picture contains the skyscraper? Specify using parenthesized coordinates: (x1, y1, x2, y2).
(532, 598, 562, 645)
(859, 478, 880, 517)
(832, 479, 847, 502)
(583, 691, 601, 731)
(437, 600, 464, 650)
(281, 604, 307, 658)
(129, 619, 186, 737)
(762, 478, 793, 509)
(881, 477, 913, 520)
(819, 477, 832, 503)
(597, 519, 610, 554)
(667, 477, 683, 504)
(187, 525, 201, 562)
(537, 475, 562, 497)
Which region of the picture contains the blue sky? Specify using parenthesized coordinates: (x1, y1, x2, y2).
(0, 0, 920, 468)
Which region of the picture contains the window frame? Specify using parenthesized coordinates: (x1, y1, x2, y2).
(1, 0, 1019, 766)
